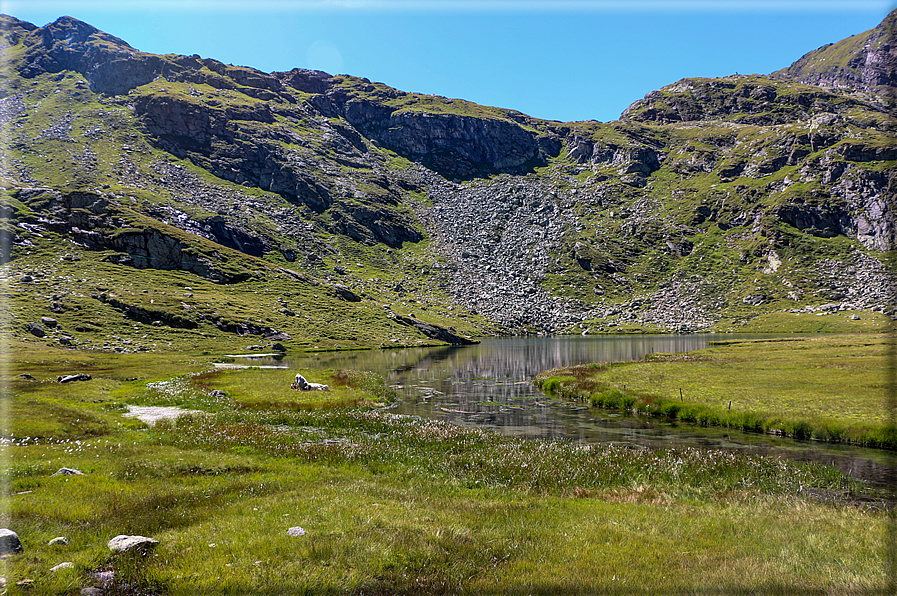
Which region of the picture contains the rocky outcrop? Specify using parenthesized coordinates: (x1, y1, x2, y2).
(328, 202, 423, 247)
(835, 167, 895, 252)
(13, 188, 247, 283)
(622, 76, 886, 125)
(93, 293, 198, 329)
(103, 228, 236, 281)
(390, 313, 476, 345)
(305, 78, 560, 179)
(772, 201, 852, 239)
(276, 68, 334, 94)
(204, 317, 292, 341)
(13, 15, 291, 98)
(348, 108, 547, 179)
(132, 95, 335, 213)
(128, 84, 424, 247)
(773, 8, 897, 96)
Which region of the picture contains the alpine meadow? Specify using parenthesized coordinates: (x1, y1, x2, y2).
(1, 9, 895, 595)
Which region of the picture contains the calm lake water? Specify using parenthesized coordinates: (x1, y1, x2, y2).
(245, 335, 892, 486)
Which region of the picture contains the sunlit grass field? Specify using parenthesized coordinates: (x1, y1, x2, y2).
(537, 335, 897, 448)
(1, 341, 891, 594)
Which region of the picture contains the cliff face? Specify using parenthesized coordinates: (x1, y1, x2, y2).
(2, 12, 896, 347)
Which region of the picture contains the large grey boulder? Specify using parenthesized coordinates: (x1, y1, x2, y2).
(0, 529, 23, 555)
(107, 535, 158, 555)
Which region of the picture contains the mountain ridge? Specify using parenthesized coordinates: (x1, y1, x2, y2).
(2, 12, 895, 351)
(772, 8, 897, 96)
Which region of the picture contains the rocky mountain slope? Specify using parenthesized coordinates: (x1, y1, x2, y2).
(773, 8, 897, 95)
(1, 11, 895, 351)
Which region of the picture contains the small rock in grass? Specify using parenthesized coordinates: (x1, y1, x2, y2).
(48, 537, 69, 546)
(50, 562, 74, 572)
(0, 529, 23, 555)
(57, 373, 91, 383)
(108, 535, 158, 555)
(89, 570, 114, 586)
(209, 390, 227, 398)
(286, 527, 306, 537)
(53, 468, 84, 476)
(81, 587, 104, 595)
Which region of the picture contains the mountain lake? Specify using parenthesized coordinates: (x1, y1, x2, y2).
(224, 334, 892, 487)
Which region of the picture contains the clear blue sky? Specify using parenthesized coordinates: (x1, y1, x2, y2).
(3, 1, 894, 123)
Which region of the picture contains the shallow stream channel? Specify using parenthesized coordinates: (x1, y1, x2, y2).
(234, 335, 892, 486)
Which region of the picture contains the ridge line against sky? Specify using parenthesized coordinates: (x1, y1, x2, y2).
(2, 1, 892, 13)
(3, 0, 894, 122)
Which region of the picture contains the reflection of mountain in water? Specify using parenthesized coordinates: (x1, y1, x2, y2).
(292, 335, 719, 383)
(282, 335, 722, 440)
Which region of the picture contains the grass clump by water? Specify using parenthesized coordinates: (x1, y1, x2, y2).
(1, 344, 890, 594)
(535, 334, 897, 449)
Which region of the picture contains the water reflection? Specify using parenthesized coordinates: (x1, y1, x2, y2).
(263, 335, 891, 485)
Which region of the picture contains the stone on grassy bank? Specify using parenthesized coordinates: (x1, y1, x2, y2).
(0, 529, 23, 555)
(58, 373, 92, 383)
(108, 535, 158, 555)
(53, 467, 84, 476)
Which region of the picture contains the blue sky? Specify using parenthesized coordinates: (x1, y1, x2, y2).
(3, 1, 893, 122)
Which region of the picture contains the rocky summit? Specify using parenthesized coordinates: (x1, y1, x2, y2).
(1, 12, 895, 350)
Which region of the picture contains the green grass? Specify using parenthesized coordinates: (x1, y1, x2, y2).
(715, 310, 892, 334)
(536, 334, 897, 448)
(0, 343, 889, 594)
(5, 234, 483, 354)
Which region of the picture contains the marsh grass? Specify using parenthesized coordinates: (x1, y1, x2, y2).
(1, 346, 889, 594)
(535, 335, 897, 448)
